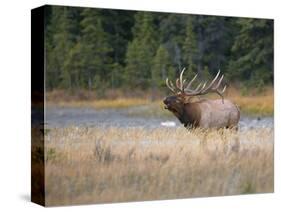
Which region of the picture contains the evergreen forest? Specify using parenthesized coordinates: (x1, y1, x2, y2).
(45, 6, 273, 94)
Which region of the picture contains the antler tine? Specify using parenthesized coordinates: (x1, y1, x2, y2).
(193, 81, 208, 94)
(202, 71, 226, 102)
(166, 78, 173, 92)
(194, 82, 203, 92)
(165, 67, 226, 102)
(184, 82, 201, 92)
(169, 80, 177, 91)
(189, 70, 221, 95)
(182, 79, 187, 89)
(185, 74, 198, 90)
(166, 78, 176, 93)
(176, 78, 181, 90)
(179, 68, 186, 91)
(200, 81, 207, 91)
(215, 85, 227, 103)
(170, 78, 181, 93)
(221, 85, 227, 93)
(214, 74, 224, 89)
(181, 70, 227, 103)
(202, 70, 221, 91)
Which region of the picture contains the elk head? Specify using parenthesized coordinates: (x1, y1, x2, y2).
(163, 68, 227, 118)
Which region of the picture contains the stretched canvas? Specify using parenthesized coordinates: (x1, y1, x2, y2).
(31, 5, 274, 206)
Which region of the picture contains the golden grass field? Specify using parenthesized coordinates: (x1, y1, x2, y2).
(39, 127, 274, 206)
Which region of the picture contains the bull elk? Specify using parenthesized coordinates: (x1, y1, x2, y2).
(163, 68, 240, 129)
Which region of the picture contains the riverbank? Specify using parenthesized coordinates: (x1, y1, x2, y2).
(45, 106, 273, 129)
(46, 87, 273, 116)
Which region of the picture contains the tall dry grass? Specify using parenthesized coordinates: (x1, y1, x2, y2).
(44, 127, 273, 206)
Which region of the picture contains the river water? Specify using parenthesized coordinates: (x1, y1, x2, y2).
(45, 107, 273, 130)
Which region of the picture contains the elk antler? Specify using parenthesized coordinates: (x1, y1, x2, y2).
(166, 68, 187, 94)
(165, 68, 227, 103)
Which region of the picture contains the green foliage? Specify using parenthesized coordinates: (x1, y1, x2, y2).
(183, 17, 198, 75)
(202, 65, 211, 80)
(124, 12, 158, 88)
(151, 45, 171, 87)
(45, 6, 273, 93)
(46, 7, 76, 89)
(80, 9, 112, 90)
(228, 18, 273, 86)
(63, 42, 83, 89)
(200, 17, 233, 74)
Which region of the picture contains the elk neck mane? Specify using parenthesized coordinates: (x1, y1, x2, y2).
(177, 100, 203, 127)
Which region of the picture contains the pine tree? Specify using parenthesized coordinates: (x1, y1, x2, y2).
(124, 40, 139, 86)
(200, 16, 233, 75)
(80, 8, 112, 90)
(124, 12, 158, 88)
(102, 10, 135, 66)
(228, 18, 273, 86)
(151, 45, 171, 86)
(158, 14, 187, 73)
(182, 17, 198, 75)
(63, 42, 83, 89)
(202, 65, 211, 80)
(46, 7, 75, 89)
(151, 45, 171, 100)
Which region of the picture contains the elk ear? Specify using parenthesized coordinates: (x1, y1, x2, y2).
(177, 93, 186, 102)
(183, 98, 190, 104)
(183, 96, 198, 104)
(181, 96, 190, 104)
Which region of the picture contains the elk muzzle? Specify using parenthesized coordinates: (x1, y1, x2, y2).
(163, 96, 182, 112)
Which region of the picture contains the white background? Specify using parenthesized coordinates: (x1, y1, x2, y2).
(0, 0, 280, 211)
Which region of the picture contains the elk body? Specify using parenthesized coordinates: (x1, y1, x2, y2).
(163, 68, 240, 129)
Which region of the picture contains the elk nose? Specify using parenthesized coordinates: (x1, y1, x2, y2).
(163, 98, 168, 104)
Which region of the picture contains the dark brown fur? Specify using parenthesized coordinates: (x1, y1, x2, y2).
(182, 102, 202, 127)
(164, 95, 202, 127)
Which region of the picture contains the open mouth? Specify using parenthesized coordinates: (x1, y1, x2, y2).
(164, 104, 175, 112)
(164, 103, 170, 110)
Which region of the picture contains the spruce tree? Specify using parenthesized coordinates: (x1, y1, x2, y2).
(182, 17, 198, 75)
(200, 16, 233, 75)
(124, 40, 139, 86)
(124, 12, 158, 88)
(46, 7, 75, 89)
(228, 18, 273, 86)
(80, 8, 112, 90)
(151, 45, 171, 87)
(151, 45, 172, 100)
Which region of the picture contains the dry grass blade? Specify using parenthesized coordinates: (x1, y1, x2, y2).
(44, 127, 274, 206)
